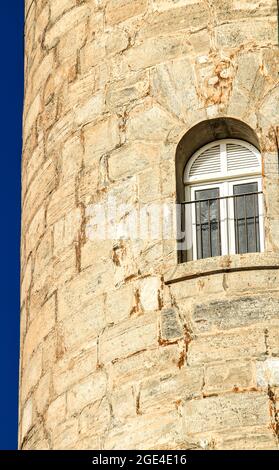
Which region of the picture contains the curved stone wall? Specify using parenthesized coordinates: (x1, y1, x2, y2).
(20, 0, 279, 449)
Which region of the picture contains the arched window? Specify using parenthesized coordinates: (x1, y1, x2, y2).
(183, 139, 264, 261)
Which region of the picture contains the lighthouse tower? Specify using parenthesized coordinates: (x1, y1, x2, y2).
(20, 0, 279, 449)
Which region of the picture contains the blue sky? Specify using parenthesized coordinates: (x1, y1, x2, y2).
(0, 2, 24, 449)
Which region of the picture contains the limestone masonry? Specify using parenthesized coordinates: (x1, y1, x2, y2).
(20, 0, 279, 449)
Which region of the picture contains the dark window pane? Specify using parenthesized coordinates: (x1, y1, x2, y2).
(195, 188, 221, 259)
(233, 182, 260, 254)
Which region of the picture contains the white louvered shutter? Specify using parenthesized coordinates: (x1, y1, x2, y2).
(226, 143, 260, 173)
(185, 140, 261, 183)
(189, 145, 221, 179)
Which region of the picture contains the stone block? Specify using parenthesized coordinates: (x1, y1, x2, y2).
(204, 361, 255, 394)
(106, 71, 149, 110)
(67, 371, 107, 415)
(79, 35, 107, 72)
(50, 0, 76, 23)
(110, 344, 182, 387)
(218, 427, 277, 450)
(32, 52, 54, 100)
(216, 18, 277, 49)
(268, 326, 279, 356)
(99, 314, 158, 364)
(151, 58, 202, 122)
(52, 418, 79, 450)
(138, 3, 209, 40)
(21, 255, 32, 307)
(256, 358, 279, 387)
(139, 276, 161, 312)
(77, 163, 99, 205)
(106, 28, 129, 55)
(44, 5, 91, 49)
(105, 410, 183, 450)
(106, 284, 135, 324)
(46, 177, 76, 226)
(25, 134, 45, 189)
(35, 372, 51, 415)
(21, 347, 42, 403)
(126, 104, 176, 142)
(192, 296, 279, 334)
(111, 385, 136, 421)
(21, 398, 33, 441)
(182, 392, 270, 435)
(23, 158, 57, 229)
(83, 117, 120, 165)
(106, 0, 148, 26)
(140, 367, 203, 414)
(74, 91, 105, 127)
(60, 135, 83, 182)
(160, 307, 184, 342)
(53, 343, 97, 396)
(187, 328, 266, 366)
(24, 93, 41, 143)
(59, 294, 105, 351)
(23, 294, 56, 367)
(108, 142, 160, 181)
(125, 35, 187, 71)
(79, 398, 111, 436)
(46, 395, 67, 432)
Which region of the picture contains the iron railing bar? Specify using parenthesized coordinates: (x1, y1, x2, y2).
(217, 198, 221, 256)
(244, 194, 248, 253)
(208, 199, 211, 257)
(181, 191, 263, 205)
(199, 200, 202, 259)
(253, 192, 257, 252)
(235, 195, 239, 254)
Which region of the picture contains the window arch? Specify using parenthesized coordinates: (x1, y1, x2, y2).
(182, 139, 264, 262)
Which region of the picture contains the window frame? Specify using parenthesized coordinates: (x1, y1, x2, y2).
(184, 139, 264, 261)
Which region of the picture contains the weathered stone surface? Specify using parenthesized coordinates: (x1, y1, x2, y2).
(204, 361, 255, 394)
(52, 418, 79, 450)
(46, 395, 67, 432)
(83, 117, 120, 165)
(182, 392, 270, 435)
(151, 58, 202, 122)
(106, 284, 135, 324)
(50, 0, 76, 23)
(21, 346, 43, 403)
(160, 307, 183, 341)
(106, 0, 148, 26)
(256, 358, 279, 387)
(21, 0, 279, 451)
(23, 294, 56, 367)
(108, 142, 161, 181)
(23, 158, 57, 229)
(99, 315, 158, 364)
(192, 296, 279, 333)
(140, 367, 203, 413)
(139, 276, 161, 312)
(67, 371, 107, 415)
(53, 342, 97, 396)
(21, 398, 33, 441)
(126, 35, 188, 71)
(58, 294, 106, 352)
(44, 5, 91, 49)
(110, 344, 183, 387)
(79, 398, 111, 436)
(106, 72, 149, 110)
(187, 328, 266, 366)
(105, 410, 183, 450)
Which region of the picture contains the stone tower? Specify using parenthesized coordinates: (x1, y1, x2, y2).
(20, 0, 279, 450)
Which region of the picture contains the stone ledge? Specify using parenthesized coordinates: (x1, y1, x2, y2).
(164, 252, 279, 284)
